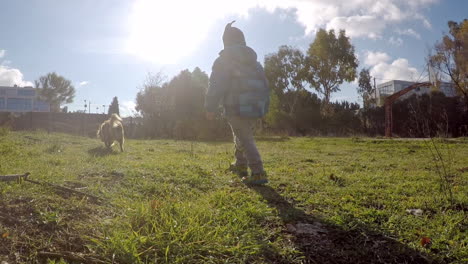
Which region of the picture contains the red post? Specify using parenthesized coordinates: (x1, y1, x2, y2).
(385, 103, 392, 137)
(383, 82, 431, 138)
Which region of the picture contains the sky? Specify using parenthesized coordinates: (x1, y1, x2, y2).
(0, 0, 467, 116)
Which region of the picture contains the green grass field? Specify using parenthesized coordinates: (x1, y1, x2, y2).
(0, 130, 467, 263)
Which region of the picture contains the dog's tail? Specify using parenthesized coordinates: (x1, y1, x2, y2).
(109, 113, 122, 127)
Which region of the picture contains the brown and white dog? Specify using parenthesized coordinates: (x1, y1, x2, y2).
(97, 113, 125, 152)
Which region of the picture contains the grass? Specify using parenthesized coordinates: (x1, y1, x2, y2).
(0, 131, 467, 263)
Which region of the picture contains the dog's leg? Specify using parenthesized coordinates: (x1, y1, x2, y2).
(119, 138, 124, 152)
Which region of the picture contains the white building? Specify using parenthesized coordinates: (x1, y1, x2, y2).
(0, 86, 50, 112)
(372, 80, 457, 106)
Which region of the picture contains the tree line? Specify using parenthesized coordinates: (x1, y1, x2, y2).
(132, 24, 467, 138)
(31, 20, 468, 138)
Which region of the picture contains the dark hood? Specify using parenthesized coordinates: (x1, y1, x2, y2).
(223, 21, 246, 48)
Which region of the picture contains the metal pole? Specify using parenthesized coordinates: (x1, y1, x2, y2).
(385, 103, 392, 137)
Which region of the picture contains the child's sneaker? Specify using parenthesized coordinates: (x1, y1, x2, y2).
(242, 171, 268, 185)
(228, 163, 248, 177)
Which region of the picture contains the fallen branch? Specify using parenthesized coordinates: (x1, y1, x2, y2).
(25, 178, 104, 204)
(0, 172, 30, 182)
(38, 251, 107, 264)
(1, 172, 106, 204)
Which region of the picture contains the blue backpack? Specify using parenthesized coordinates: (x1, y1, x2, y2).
(226, 62, 270, 118)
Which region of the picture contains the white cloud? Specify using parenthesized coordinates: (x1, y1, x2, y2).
(415, 14, 432, 29)
(271, 0, 433, 33)
(1, 60, 12, 66)
(326, 16, 386, 39)
(363, 50, 421, 83)
(126, 0, 437, 63)
(0, 50, 5, 58)
(263, 0, 436, 35)
(396, 28, 421, 39)
(368, 0, 405, 21)
(389, 36, 403, 46)
(121, 100, 137, 117)
(407, 0, 439, 8)
(422, 19, 432, 29)
(0, 65, 33, 87)
(364, 51, 391, 66)
(369, 56, 420, 84)
(78, 81, 89, 87)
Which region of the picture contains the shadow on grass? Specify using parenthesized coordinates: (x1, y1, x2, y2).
(249, 185, 437, 264)
(87, 146, 118, 157)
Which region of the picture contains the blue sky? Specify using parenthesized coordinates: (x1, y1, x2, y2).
(0, 0, 466, 116)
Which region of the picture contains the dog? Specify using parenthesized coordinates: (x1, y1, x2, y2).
(97, 113, 125, 152)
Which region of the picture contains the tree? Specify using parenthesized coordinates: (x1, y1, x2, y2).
(357, 68, 374, 109)
(429, 19, 468, 108)
(135, 72, 167, 117)
(134, 69, 213, 139)
(35, 72, 75, 112)
(168, 69, 206, 120)
(135, 72, 172, 137)
(108, 96, 120, 116)
(264, 45, 306, 116)
(304, 29, 358, 112)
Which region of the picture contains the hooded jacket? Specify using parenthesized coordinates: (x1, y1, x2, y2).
(205, 23, 268, 116)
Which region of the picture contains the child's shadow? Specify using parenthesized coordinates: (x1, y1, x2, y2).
(249, 185, 434, 264)
(87, 146, 117, 157)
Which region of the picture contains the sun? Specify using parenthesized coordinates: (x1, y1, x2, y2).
(126, 0, 219, 64)
(125, 0, 260, 64)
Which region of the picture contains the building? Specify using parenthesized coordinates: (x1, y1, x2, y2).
(0, 86, 50, 112)
(372, 80, 457, 106)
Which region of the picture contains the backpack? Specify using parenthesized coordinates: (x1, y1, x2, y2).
(226, 61, 270, 118)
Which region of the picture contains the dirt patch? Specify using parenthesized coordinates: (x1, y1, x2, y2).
(0, 196, 104, 263)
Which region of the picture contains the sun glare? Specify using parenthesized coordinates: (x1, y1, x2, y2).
(126, 0, 218, 64)
(125, 0, 266, 64)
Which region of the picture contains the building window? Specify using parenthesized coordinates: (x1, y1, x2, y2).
(17, 89, 36, 97)
(379, 84, 393, 95)
(6, 89, 17, 96)
(0, 89, 5, 95)
(34, 100, 50, 111)
(0, 98, 4, 109)
(6, 98, 33, 111)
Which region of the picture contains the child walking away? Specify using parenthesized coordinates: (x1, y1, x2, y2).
(205, 21, 270, 185)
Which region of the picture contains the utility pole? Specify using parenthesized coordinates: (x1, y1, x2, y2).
(428, 63, 430, 83)
(373, 77, 377, 105)
(102, 105, 106, 114)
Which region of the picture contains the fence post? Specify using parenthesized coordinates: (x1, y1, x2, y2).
(29, 111, 33, 131)
(81, 113, 84, 136)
